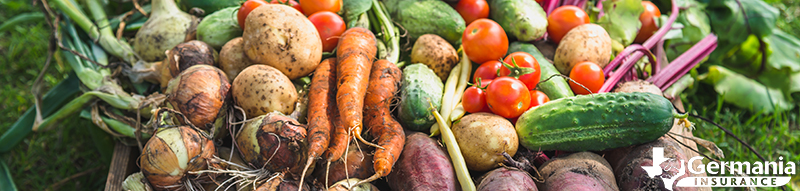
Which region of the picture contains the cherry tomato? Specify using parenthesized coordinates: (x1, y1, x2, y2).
(455, 0, 489, 25)
(485, 76, 531, 118)
(634, 1, 661, 44)
(568, 61, 605, 95)
(462, 86, 491, 113)
(270, 0, 304, 14)
(528, 90, 550, 108)
(462, 19, 509, 64)
(546, 5, 590, 44)
(300, 0, 342, 16)
(238, 0, 270, 30)
(308, 11, 346, 52)
(500, 52, 541, 90)
(473, 60, 503, 83)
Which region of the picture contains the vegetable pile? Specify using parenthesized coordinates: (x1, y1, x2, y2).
(3, 0, 795, 190)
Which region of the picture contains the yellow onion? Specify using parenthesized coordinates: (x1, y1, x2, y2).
(165, 65, 230, 131)
(140, 126, 216, 191)
(236, 113, 309, 177)
(122, 172, 153, 191)
(157, 40, 219, 88)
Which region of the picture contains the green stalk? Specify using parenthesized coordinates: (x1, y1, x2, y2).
(79, 109, 152, 139)
(0, 160, 16, 191)
(370, 0, 400, 64)
(51, 0, 137, 63)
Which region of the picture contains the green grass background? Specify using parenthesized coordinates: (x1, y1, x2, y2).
(0, 0, 798, 190)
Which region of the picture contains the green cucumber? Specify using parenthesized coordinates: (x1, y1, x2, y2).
(196, 7, 242, 50)
(178, 0, 239, 13)
(489, 0, 548, 41)
(508, 42, 574, 100)
(515, 92, 679, 151)
(383, 0, 465, 45)
(399, 63, 444, 131)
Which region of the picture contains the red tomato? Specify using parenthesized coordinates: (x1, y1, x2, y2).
(462, 86, 491, 113)
(546, 5, 590, 44)
(299, 0, 341, 16)
(634, 1, 662, 44)
(270, 0, 304, 14)
(462, 19, 509, 64)
(473, 60, 503, 83)
(455, 0, 489, 25)
(485, 77, 531, 118)
(528, 90, 550, 108)
(568, 61, 605, 95)
(308, 11, 346, 52)
(238, 0, 270, 30)
(500, 52, 541, 90)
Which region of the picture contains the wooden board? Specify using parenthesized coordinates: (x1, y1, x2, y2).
(104, 142, 139, 191)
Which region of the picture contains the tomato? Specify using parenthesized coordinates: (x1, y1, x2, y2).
(500, 52, 541, 90)
(462, 86, 491, 113)
(238, 0, 270, 30)
(270, 0, 303, 14)
(308, 11, 346, 52)
(455, 0, 489, 25)
(634, 1, 661, 44)
(528, 90, 550, 108)
(299, 0, 341, 16)
(546, 5, 590, 44)
(568, 61, 605, 95)
(462, 19, 509, 64)
(473, 60, 503, 83)
(485, 77, 531, 118)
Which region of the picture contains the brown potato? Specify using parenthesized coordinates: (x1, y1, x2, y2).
(410, 34, 459, 80)
(219, 37, 255, 82)
(232, 65, 298, 117)
(452, 112, 518, 172)
(243, 5, 322, 80)
(554, 24, 612, 75)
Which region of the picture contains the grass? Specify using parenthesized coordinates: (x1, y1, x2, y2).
(0, 0, 798, 190)
(0, 0, 111, 190)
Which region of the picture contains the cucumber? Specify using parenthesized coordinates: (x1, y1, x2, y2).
(515, 92, 678, 151)
(383, 0, 465, 45)
(399, 63, 444, 131)
(489, 0, 548, 41)
(178, 0, 239, 13)
(508, 42, 574, 100)
(196, 7, 243, 50)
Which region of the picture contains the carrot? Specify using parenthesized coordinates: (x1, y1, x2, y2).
(355, 59, 406, 186)
(334, 27, 382, 150)
(299, 58, 337, 190)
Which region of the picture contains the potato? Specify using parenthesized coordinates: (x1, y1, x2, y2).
(232, 65, 298, 117)
(410, 34, 459, 80)
(554, 24, 612, 75)
(539, 152, 619, 191)
(452, 112, 518, 172)
(219, 37, 256, 82)
(243, 5, 322, 80)
(614, 79, 663, 96)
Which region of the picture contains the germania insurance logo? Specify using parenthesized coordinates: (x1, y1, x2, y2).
(644, 147, 795, 190)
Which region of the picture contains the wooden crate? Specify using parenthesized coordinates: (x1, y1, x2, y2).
(104, 142, 139, 191)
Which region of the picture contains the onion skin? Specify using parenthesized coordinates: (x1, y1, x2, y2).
(140, 126, 216, 191)
(158, 40, 219, 88)
(236, 113, 310, 178)
(166, 65, 230, 130)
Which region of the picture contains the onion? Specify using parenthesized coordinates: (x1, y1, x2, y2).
(133, 0, 194, 62)
(140, 125, 216, 190)
(157, 40, 218, 87)
(123, 172, 153, 191)
(165, 65, 230, 131)
(236, 112, 310, 177)
(330, 178, 380, 191)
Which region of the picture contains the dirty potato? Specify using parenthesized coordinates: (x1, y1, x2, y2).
(554, 24, 612, 75)
(219, 37, 256, 82)
(243, 4, 322, 80)
(232, 65, 298, 117)
(452, 112, 519, 172)
(410, 34, 459, 80)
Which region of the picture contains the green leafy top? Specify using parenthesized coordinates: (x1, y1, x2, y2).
(597, 0, 644, 46)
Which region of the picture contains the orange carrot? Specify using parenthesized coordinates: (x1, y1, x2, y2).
(334, 27, 381, 149)
(299, 58, 337, 189)
(356, 59, 406, 185)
